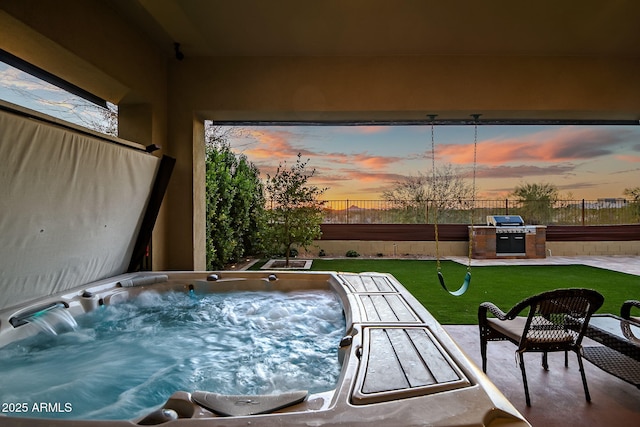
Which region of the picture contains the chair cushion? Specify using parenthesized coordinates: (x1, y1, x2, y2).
(487, 316, 574, 345)
(486, 316, 527, 342)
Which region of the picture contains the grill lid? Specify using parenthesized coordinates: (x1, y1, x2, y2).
(487, 215, 525, 226)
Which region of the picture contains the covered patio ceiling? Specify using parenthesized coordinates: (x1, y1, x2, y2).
(104, 0, 640, 124)
(112, 0, 640, 59)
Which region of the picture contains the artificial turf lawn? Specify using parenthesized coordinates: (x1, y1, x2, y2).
(252, 258, 640, 324)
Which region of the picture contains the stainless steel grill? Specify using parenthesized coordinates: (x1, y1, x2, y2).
(486, 215, 532, 255)
(486, 215, 537, 234)
(486, 215, 524, 227)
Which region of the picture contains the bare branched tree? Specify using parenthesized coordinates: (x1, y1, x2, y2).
(72, 100, 117, 136)
(624, 187, 640, 202)
(2, 66, 118, 136)
(623, 186, 640, 222)
(382, 164, 473, 223)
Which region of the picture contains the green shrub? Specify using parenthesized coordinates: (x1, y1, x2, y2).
(205, 130, 265, 269)
(346, 250, 360, 258)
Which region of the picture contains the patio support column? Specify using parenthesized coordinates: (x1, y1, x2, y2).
(164, 99, 207, 271)
(192, 116, 206, 271)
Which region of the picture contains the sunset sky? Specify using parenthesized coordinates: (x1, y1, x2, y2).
(221, 124, 640, 201)
(1, 61, 638, 202)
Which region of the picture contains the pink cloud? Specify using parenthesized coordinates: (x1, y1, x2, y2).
(615, 154, 640, 162)
(322, 152, 405, 170)
(340, 126, 391, 135)
(239, 129, 405, 171)
(437, 127, 630, 165)
(242, 129, 305, 160)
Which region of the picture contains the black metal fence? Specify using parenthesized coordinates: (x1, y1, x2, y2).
(321, 199, 639, 225)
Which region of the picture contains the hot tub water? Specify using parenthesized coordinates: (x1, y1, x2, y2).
(0, 289, 345, 420)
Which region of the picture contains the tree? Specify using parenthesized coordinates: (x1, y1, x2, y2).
(382, 172, 430, 218)
(511, 182, 559, 224)
(382, 164, 473, 223)
(205, 126, 265, 269)
(263, 154, 327, 266)
(624, 187, 640, 222)
(74, 101, 118, 136)
(624, 187, 640, 201)
(2, 66, 118, 136)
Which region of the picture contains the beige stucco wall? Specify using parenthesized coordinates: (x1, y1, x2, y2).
(305, 240, 466, 259)
(303, 240, 640, 258)
(546, 241, 640, 257)
(2, 2, 640, 270)
(0, 1, 172, 268)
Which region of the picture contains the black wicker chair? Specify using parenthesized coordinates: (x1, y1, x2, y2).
(621, 300, 640, 325)
(479, 288, 604, 406)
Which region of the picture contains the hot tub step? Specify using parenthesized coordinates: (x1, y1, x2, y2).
(352, 326, 471, 404)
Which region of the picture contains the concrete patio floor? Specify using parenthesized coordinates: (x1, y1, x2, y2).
(445, 324, 640, 427)
(444, 255, 640, 427)
(447, 255, 640, 276)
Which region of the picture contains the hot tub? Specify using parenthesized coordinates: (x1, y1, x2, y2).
(0, 107, 530, 426)
(0, 270, 530, 426)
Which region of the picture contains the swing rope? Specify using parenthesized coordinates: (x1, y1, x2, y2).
(430, 115, 479, 296)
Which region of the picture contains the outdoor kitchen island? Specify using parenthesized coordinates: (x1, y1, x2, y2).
(471, 216, 546, 259)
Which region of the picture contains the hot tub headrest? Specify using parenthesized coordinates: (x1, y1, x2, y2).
(191, 390, 308, 417)
(118, 274, 169, 288)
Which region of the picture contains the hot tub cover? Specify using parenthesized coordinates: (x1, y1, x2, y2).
(0, 105, 167, 311)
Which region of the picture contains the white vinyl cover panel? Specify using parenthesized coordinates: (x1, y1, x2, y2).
(0, 109, 160, 311)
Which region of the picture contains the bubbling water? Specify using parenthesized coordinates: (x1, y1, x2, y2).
(23, 304, 78, 335)
(0, 289, 346, 420)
